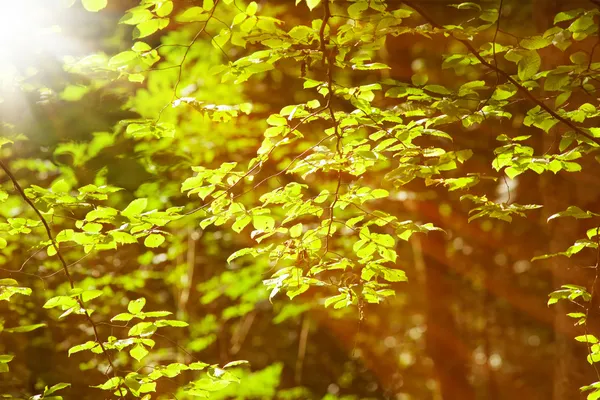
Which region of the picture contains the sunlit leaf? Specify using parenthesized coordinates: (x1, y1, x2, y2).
(82, 0, 107, 12)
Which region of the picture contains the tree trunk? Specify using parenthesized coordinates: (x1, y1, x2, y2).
(421, 231, 476, 400)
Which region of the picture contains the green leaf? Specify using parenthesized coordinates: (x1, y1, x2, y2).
(60, 84, 90, 101)
(232, 215, 251, 233)
(130, 344, 149, 362)
(227, 247, 256, 263)
(325, 293, 346, 308)
(122, 198, 148, 218)
(289, 223, 303, 238)
(0, 354, 14, 363)
(588, 390, 600, 400)
(51, 179, 70, 193)
(348, 1, 368, 19)
(82, 0, 107, 12)
(144, 234, 165, 248)
(43, 295, 77, 309)
(544, 73, 570, 91)
(548, 206, 594, 221)
(189, 362, 209, 370)
(44, 382, 71, 396)
(195, 378, 232, 392)
(450, 2, 481, 10)
(142, 311, 172, 318)
(518, 51, 541, 81)
(110, 231, 138, 244)
(111, 313, 135, 322)
(569, 15, 595, 33)
(69, 341, 98, 356)
(154, 319, 189, 328)
(81, 289, 103, 302)
(570, 51, 588, 65)
(134, 19, 167, 39)
(177, 7, 208, 23)
(5, 323, 46, 333)
(554, 9, 584, 24)
(411, 74, 428, 86)
(120, 9, 153, 25)
(380, 267, 408, 282)
(109, 51, 138, 68)
(156, 1, 174, 17)
(93, 377, 121, 390)
(128, 298, 146, 314)
(128, 322, 157, 337)
(246, 1, 257, 15)
(253, 215, 275, 231)
(576, 334, 598, 344)
(353, 62, 390, 70)
(520, 36, 552, 50)
(223, 360, 250, 368)
(306, 0, 321, 11)
(555, 91, 571, 108)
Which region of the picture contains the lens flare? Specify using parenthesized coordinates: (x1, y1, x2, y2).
(0, 1, 78, 83)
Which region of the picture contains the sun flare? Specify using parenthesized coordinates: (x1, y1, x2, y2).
(0, 1, 74, 83)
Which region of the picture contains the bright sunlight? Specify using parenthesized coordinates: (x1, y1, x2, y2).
(0, 1, 75, 83)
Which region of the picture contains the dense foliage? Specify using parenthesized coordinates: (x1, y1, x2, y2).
(2, 0, 600, 399)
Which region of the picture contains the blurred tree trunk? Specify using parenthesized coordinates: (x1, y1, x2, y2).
(420, 231, 475, 400)
(532, 1, 593, 398)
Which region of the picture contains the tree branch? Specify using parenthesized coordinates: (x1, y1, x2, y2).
(403, 0, 600, 147)
(0, 159, 123, 398)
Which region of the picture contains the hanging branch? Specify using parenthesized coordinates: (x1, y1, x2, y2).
(0, 159, 124, 399)
(403, 0, 600, 147)
(319, 0, 343, 257)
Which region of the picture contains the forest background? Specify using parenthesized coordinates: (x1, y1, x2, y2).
(1, 0, 600, 399)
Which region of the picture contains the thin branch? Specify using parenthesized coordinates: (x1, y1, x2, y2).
(319, 0, 331, 66)
(319, 0, 343, 257)
(403, 0, 600, 147)
(184, 106, 332, 217)
(156, 0, 221, 123)
(588, 18, 600, 70)
(478, 0, 503, 115)
(0, 159, 123, 398)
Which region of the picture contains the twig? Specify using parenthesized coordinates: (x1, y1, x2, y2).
(184, 107, 332, 217)
(319, 0, 331, 66)
(403, 0, 600, 147)
(156, 0, 221, 123)
(477, 0, 503, 117)
(588, 18, 600, 70)
(319, 0, 343, 257)
(0, 159, 123, 399)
